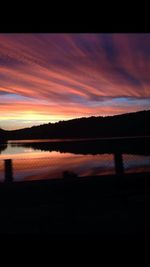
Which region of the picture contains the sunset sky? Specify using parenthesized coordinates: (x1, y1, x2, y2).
(0, 33, 150, 130)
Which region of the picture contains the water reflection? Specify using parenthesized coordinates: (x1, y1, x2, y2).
(0, 139, 150, 182)
(123, 154, 150, 173)
(11, 153, 115, 182)
(7, 137, 150, 155)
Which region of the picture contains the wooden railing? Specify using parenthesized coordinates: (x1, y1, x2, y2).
(4, 159, 13, 183)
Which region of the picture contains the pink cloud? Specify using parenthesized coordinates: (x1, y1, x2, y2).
(0, 34, 149, 129)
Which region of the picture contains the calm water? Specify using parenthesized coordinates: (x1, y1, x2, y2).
(0, 139, 150, 182)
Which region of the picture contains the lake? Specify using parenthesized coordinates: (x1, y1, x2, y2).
(0, 138, 150, 182)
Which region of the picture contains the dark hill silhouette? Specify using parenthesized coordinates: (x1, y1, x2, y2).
(3, 109, 150, 140)
(0, 128, 7, 143)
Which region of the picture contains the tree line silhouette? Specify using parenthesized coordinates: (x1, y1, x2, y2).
(1, 109, 150, 141)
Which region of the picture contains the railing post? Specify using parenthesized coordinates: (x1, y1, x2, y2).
(114, 153, 124, 175)
(4, 159, 13, 183)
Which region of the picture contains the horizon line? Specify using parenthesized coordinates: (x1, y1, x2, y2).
(2, 109, 149, 132)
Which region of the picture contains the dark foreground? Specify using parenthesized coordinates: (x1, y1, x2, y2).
(1, 172, 150, 240)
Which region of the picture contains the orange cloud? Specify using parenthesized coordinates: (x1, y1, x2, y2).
(0, 34, 150, 129)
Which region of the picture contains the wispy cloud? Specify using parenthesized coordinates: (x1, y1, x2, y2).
(0, 34, 150, 129)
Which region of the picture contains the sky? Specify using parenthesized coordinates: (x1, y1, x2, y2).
(0, 33, 150, 130)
